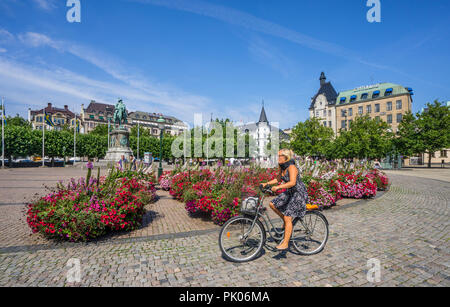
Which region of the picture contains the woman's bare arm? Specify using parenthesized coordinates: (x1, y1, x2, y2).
(263, 169, 282, 186)
(274, 165, 297, 190)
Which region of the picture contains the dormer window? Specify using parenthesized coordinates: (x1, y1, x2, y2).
(350, 95, 357, 103)
(340, 97, 346, 104)
(384, 88, 393, 96)
(372, 91, 380, 99)
(361, 93, 368, 100)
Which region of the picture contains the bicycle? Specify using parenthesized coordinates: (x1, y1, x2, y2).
(219, 185, 329, 262)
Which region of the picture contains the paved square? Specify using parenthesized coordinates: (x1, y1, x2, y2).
(0, 167, 449, 287)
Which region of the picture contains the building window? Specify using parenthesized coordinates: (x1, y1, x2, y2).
(375, 116, 380, 122)
(328, 121, 332, 127)
(348, 108, 353, 116)
(431, 152, 436, 158)
(396, 113, 403, 123)
(89, 115, 95, 119)
(316, 111, 319, 117)
(387, 114, 392, 124)
(375, 104, 380, 113)
(348, 119, 353, 128)
(387, 101, 393, 111)
(367, 105, 372, 114)
(328, 110, 331, 117)
(440, 150, 448, 158)
(361, 93, 368, 100)
(323, 122, 327, 127)
(358, 106, 363, 115)
(341, 120, 347, 129)
(323, 110, 326, 117)
(396, 100, 402, 110)
(341, 110, 346, 117)
(99, 116, 104, 120)
(372, 91, 380, 99)
(350, 96, 357, 103)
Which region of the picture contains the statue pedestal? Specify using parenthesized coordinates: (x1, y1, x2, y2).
(103, 128, 133, 163)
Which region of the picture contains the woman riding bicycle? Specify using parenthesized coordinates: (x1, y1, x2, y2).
(262, 149, 309, 251)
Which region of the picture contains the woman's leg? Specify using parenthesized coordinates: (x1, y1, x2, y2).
(269, 202, 285, 220)
(277, 216, 293, 249)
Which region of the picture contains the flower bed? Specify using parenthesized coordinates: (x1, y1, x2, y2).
(27, 166, 157, 242)
(164, 160, 389, 224)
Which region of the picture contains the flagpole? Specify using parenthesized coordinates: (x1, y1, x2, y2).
(137, 121, 140, 160)
(107, 118, 110, 150)
(1, 97, 4, 169)
(74, 113, 76, 160)
(42, 112, 45, 167)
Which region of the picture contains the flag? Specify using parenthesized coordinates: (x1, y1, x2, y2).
(44, 111, 54, 127)
(76, 119, 80, 133)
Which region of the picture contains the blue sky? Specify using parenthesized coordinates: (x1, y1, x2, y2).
(0, 0, 449, 129)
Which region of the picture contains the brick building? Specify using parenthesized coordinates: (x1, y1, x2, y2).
(28, 103, 78, 131)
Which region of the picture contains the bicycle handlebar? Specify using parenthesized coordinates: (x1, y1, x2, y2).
(259, 184, 275, 195)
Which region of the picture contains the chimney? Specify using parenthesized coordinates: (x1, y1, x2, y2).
(47, 102, 52, 109)
(320, 72, 326, 86)
(64, 105, 68, 110)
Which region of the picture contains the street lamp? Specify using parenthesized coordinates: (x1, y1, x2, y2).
(157, 116, 165, 180)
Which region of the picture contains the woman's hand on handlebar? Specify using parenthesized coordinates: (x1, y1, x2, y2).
(271, 186, 279, 193)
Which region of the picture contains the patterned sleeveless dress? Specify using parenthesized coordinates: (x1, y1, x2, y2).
(272, 166, 308, 219)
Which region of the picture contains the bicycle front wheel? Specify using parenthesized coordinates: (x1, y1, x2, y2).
(219, 216, 266, 262)
(292, 211, 329, 255)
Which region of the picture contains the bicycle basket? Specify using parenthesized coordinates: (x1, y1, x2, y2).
(240, 197, 259, 214)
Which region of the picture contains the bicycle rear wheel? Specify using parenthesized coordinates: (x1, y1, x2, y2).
(291, 211, 329, 255)
(219, 216, 266, 262)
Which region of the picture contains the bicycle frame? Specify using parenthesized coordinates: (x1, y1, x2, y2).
(241, 190, 311, 242)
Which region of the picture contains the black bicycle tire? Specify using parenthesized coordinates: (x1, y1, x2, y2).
(219, 215, 266, 263)
(292, 211, 329, 255)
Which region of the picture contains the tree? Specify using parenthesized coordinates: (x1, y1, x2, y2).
(290, 117, 334, 158)
(395, 111, 424, 158)
(44, 130, 73, 166)
(416, 100, 450, 168)
(331, 115, 393, 160)
(78, 134, 108, 161)
(1, 126, 35, 166)
(6, 115, 31, 128)
(90, 124, 109, 136)
(130, 125, 151, 138)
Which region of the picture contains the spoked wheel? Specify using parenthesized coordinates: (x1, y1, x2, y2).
(291, 211, 329, 255)
(219, 216, 266, 262)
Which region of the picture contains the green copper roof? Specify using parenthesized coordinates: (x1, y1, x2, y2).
(336, 83, 410, 105)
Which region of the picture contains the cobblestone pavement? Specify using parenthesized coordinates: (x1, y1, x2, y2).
(0, 169, 449, 286)
(384, 168, 450, 183)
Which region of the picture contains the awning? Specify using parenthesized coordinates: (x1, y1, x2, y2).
(350, 95, 357, 99)
(373, 90, 380, 95)
(385, 88, 393, 93)
(340, 97, 346, 102)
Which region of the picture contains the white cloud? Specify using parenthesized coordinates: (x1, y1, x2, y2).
(0, 48, 7, 53)
(32, 0, 57, 10)
(0, 28, 14, 43)
(248, 36, 295, 78)
(1, 30, 222, 123)
(132, 0, 356, 60)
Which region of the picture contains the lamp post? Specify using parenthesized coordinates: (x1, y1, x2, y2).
(157, 116, 165, 180)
